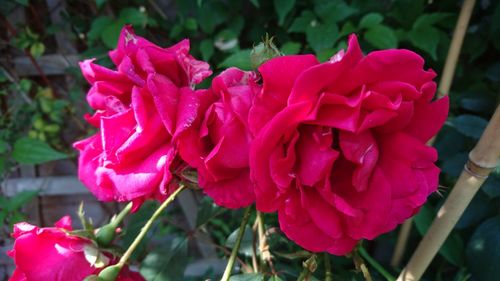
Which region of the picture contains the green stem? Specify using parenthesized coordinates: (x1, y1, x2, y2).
(221, 206, 252, 281)
(358, 246, 395, 281)
(111, 202, 133, 227)
(117, 185, 186, 269)
(95, 202, 133, 247)
(324, 253, 333, 281)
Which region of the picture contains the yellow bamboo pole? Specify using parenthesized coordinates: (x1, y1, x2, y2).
(390, 218, 413, 267)
(438, 0, 476, 97)
(397, 105, 500, 281)
(390, 0, 477, 268)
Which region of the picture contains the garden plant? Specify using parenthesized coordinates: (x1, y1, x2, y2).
(1, 0, 499, 281)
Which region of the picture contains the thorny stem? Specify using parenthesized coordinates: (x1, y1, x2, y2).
(110, 202, 132, 227)
(358, 246, 395, 281)
(257, 211, 277, 274)
(353, 249, 373, 281)
(251, 218, 259, 273)
(324, 253, 333, 281)
(116, 185, 186, 270)
(220, 206, 252, 281)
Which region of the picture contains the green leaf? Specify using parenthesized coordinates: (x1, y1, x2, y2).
(483, 175, 500, 198)
(200, 39, 214, 61)
(314, 0, 357, 24)
(6, 190, 38, 212)
(281, 41, 301, 55)
(87, 16, 113, 44)
(315, 48, 336, 62)
(364, 25, 397, 49)
(414, 205, 434, 237)
(12, 137, 67, 164)
(140, 238, 188, 281)
(456, 191, 492, 229)
(435, 126, 467, 159)
(0, 157, 5, 175)
(0, 209, 6, 229)
(225, 225, 254, 256)
(413, 13, 452, 30)
(198, 2, 227, 34)
(30, 42, 45, 57)
(288, 10, 315, 33)
(218, 49, 252, 70)
(306, 22, 339, 53)
(250, 0, 259, 8)
(389, 0, 424, 28)
(462, 33, 488, 62)
(359, 13, 383, 29)
(0, 140, 8, 154)
(119, 8, 148, 27)
(196, 196, 225, 227)
(443, 234, 465, 266)
(339, 21, 356, 37)
(95, 0, 107, 9)
(492, 4, 500, 32)
(407, 13, 451, 59)
(442, 152, 468, 178)
(486, 62, 500, 82)
(268, 276, 283, 281)
(451, 114, 488, 139)
(274, 0, 295, 26)
(184, 18, 198, 31)
(227, 17, 245, 38)
(408, 26, 440, 59)
(19, 79, 32, 93)
(100, 21, 122, 49)
(229, 273, 264, 281)
(15, 0, 29, 6)
(414, 204, 465, 266)
(460, 91, 497, 114)
(466, 217, 500, 281)
(169, 24, 183, 39)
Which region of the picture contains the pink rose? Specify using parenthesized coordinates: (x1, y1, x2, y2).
(8, 216, 145, 281)
(176, 68, 260, 208)
(249, 35, 449, 255)
(74, 26, 211, 205)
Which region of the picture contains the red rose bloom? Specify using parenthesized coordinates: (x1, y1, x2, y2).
(176, 68, 260, 208)
(249, 35, 449, 255)
(8, 216, 144, 281)
(74, 26, 211, 205)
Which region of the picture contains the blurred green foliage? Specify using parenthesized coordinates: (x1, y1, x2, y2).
(1, 0, 500, 280)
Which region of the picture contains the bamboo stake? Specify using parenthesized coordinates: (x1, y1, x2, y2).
(397, 105, 500, 281)
(390, 219, 413, 267)
(438, 0, 476, 97)
(390, 0, 477, 267)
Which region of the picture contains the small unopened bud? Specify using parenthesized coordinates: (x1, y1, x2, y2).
(98, 265, 121, 281)
(83, 275, 101, 281)
(95, 202, 132, 247)
(250, 34, 281, 69)
(95, 224, 116, 247)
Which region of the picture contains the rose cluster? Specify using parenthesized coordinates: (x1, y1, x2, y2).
(9, 25, 448, 280)
(74, 27, 448, 254)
